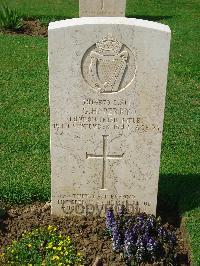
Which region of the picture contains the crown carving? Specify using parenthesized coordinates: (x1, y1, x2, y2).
(96, 34, 123, 55)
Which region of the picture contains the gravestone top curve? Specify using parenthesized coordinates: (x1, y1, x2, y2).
(79, 0, 126, 17)
(49, 17, 170, 33)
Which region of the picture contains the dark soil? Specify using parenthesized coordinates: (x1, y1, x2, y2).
(0, 202, 189, 265)
(23, 20, 48, 36)
(0, 20, 48, 37)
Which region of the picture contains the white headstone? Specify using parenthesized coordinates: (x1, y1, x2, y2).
(49, 17, 171, 216)
(79, 0, 126, 17)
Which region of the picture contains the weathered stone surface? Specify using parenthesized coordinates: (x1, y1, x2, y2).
(79, 0, 126, 17)
(49, 17, 171, 216)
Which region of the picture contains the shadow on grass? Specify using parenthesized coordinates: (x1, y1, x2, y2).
(157, 174, 200, 226)
(126, 14, 173, 21)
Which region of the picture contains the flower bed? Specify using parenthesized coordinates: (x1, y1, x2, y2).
(0, 203, 189, 265)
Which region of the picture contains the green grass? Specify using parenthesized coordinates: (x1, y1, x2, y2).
(184, 209, 200, 266)
(2, 0, 79, 21)
(0, 35, 50, 203)
(0, 0, 199, 264)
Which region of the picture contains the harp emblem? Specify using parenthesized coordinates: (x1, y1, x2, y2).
(82, 34, 136, 94)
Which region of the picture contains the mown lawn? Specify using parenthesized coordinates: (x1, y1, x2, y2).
(0, 0, 199, 264)
(0, 35, 50, 203)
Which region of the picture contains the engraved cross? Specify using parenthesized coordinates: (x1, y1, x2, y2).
(86, 135, 124, 190)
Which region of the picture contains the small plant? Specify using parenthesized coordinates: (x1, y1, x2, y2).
(0, 225, 83, 265)
(38, 16, 57, 27)
(0, 4, 23, 30)
(106, 206, 177, 265)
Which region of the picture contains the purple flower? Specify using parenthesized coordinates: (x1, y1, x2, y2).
(105, 207, 177, 264)
(112, 223, 122, 252)
(124, 227, 137, 257)
(157, 226, 168, 240)
(135, 241, 146, 263)
(146, 215, 156, 229)
(118, 204, 126, 218)
(136, 214, 145, 227)
(106, 208, 115, 233)
(146, 237, 158, 261)
(142, 232, 150, 246)
(136, 236, 144, 247)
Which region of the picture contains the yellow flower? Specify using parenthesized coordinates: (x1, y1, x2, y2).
(48, 225, 53, 231)
(47, 242, 53, 249)
(52, 255, 60, 261)
(27, 244, 32, 248)
(57, 246, 62, 251)
(58, 241, 63, 246)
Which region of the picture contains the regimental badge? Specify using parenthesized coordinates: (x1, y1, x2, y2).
(81, 34, 136, 94)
